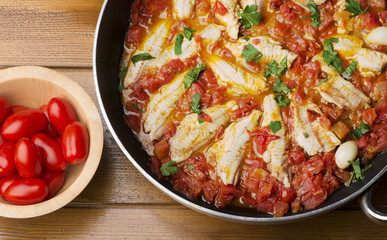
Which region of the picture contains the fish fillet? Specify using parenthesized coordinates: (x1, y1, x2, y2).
(208, 55, 268, 95)
(173, 0, 195, 19)
(123, 20, 171, 88)
(289, 96, 341, 156)
(261, 94, 290, 187)
(169, 101, 237, 163)
(206, 110, 262, 185)
(143, 72, 188, 140)
(209, 0, 241, 39)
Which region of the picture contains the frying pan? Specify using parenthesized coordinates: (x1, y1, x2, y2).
(93, 0, 387, 224)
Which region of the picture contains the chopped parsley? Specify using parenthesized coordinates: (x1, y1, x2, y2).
(174, 33, 184, 55)
(242, 44, 263, 63)
(189, 93, 203, 116)
(184, 64, 207, 88)
(274, 78, 291, 94)
(275, 94, 291, 108)
(319, 78, 328, 85)
(117, 67, 127, 92)
(350, 123, 370, 139)
(269, 121, 282, 134)
(198, 117, 204, 124)
(348, 159, 372, 184)
(242, 37, 250, 41)
(322, 38, 343, 74)
(131, 103, 143, 113)
(303, 132, 309, 138)
(170, 68, 180, 72)
(342, 61, 358, 80)
(239, 5, 262, 29)
(301, 0, 321, 28)
(265, 56, 288, 77)
(160, 161, 179, 176)
(131, 53, 155, 65)
(188, 164, 195, 170)
(344, 0, 369, 18)
(183, 27, 196, 40)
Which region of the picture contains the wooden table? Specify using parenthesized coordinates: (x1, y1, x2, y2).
(0, 0, 387, 239)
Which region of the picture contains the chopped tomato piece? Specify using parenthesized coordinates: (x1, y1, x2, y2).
(362, 108, 377, 126)
(319, 114, 332, 131)
(331, 121, 350, 140)
(154, 139, 170, 159)
(273, 201, 289, 217)
(213, 1, 228, 15)
(302, 187, 327, 209)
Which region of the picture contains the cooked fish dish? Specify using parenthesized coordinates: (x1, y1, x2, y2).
(119, 0, 387, 216)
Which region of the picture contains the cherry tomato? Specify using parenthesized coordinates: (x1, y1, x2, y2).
(62, 121, 89, 164)
(11, 105, 30, 114)
(4, 178, 48, 205)
(1, 109, 48, 141)
(33, 133, 67, 171)
(0, 173, 22, 198)
(0, 97, 11, 124)
(39, 105, 59, 137)
(15, 138, 42, 178)
(39, 169, 65, 198)
(0, 134, 4, 146)
(0, 142, 16, 176)
(47, 97, 78, 134)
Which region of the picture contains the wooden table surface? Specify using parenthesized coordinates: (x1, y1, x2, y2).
(1, 0, 387, 239)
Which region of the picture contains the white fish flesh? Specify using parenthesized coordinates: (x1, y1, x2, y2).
(209, 0, 241, 39)
(173, 0, 195, 20)
(169, 101, 237, 163)
(205, 110, 262, 185)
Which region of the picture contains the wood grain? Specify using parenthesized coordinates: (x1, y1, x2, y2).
(0, 206, 386, 239)
(0, 0, 387, 238)
(0, 0, 102, 68)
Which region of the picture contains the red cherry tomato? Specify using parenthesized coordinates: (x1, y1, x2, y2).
(0, 142, 16, 176)
(33, 133, 67, 171)
(4, 178, 48, 205)
(0, 97, 11, 124)
(0, 134, 4, 146)
(47, 97, 78, 134)
(1, 109, 49, 141)
(39, 105, 59, 138)
(11, 105, 30, 114)
(40, 169, 65, 198)
(0, 173, 22, 198)
(15, 138, 42, 178)
(62, 121, 89, 164)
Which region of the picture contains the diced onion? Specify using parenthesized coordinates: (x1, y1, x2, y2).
(366, 27, 387, 45)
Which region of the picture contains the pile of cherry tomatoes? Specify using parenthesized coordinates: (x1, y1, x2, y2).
(0, 97, 89, 205)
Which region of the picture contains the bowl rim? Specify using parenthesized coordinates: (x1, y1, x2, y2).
(92, 0, 387, 224)
(0, 66, 104, 218)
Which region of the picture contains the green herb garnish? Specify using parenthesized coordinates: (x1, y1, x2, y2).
(349, 158, 372, 182)
(242, 37, 250, 41)
(160, 161, 179, 176)
(265, 56, 288, 77)
(184, 64, 207, 88)
(242, 44, 263, 63)
(274, 78, 291, 94)
(274, 95, 291, 108)
(131, 103, 143, 113)
(344, 0, 369, 18)
(303, 132, 309, 138)
(319, 78, 328, 85)
(301, 0, 321, 28)
(342, 61, 358, 80)
(269, 121, 282, 134)
(189, 93, 203, 116)
(117, 67, 128, 92)
(239, 5, 262, 29)
(174, 33, 184, 55)
(131, 53, 155, 65)
(188, 164, 195, 170)
(322, 38, 343, 74)
(183, 27, 196, 40)
(350, 123, 370, 139)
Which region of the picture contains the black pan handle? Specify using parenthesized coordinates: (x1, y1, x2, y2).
(359, 182, 387, 225)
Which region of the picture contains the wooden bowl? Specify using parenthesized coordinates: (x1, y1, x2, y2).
(0, 66, 103, 218)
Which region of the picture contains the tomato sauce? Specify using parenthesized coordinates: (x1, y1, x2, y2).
(121, 0, 387, 217)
